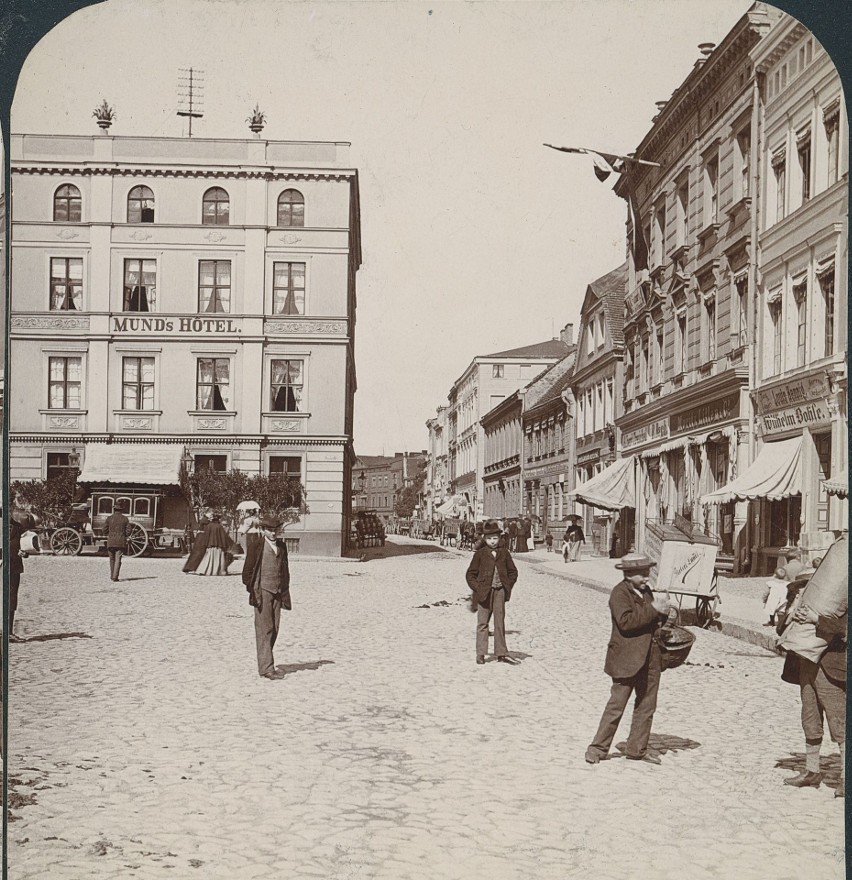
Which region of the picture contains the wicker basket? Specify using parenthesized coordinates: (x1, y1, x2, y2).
(658, 624, 696, 670)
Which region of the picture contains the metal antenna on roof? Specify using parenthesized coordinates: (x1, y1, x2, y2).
(177, 68, 204, 137)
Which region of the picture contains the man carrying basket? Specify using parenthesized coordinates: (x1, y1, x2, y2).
(585, 553, 673, 766)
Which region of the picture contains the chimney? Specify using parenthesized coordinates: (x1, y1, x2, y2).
(560, 322, 574, 347)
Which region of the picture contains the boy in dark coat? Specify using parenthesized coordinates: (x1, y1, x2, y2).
(466, 520, 519, 665)
(585, 553, 671, 765)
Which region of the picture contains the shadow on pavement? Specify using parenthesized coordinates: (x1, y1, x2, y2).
(775, 751, 842, 789)
(352, 541, 449, 561)
(275, 659, 335, 675)
(115, 577, 158, 583)
(646, 733, 702, 754)
(18, 632, 93, 642)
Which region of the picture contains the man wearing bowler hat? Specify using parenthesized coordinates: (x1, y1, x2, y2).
(242, 513, 292, 680)
(585, 553, 672, 765)
(466, 520, 519, 665)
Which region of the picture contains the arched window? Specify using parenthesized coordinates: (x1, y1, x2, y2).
(277, 189, 304, 227)
(127, 186, 155, 223)
(53, 184, 81, 222)
(202, 187, 230, 225)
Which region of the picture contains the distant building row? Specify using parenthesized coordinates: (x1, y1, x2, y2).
(424, 6, 847, 573)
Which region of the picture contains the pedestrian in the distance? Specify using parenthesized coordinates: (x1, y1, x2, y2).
(466, 520, 519, 666)
(545, 530, 554, 553)
(6, 512, 31, 642)
(763, 567, 789, 627)
(585, 553, 672, 765)
(105, 504, 132, 582)
(242, 514, 292, 680)
(565, 522, 585, 562)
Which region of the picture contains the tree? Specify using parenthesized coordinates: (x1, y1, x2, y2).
(394, 461, 427, 518)
(180, 467, 307, 530)
(11, 470, 79, 528)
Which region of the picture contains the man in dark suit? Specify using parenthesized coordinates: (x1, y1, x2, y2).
(7, 513, 31, 642)
(585, 553, 671, 765)
(242, 514, 291, 680)
(466, 520, 519, 666)
(105, 505, 132, 582)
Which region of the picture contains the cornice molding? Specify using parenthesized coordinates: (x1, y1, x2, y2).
(9, 434, 348, 447)
(12, 165, 353, 183)
(753, 22, 808, 75)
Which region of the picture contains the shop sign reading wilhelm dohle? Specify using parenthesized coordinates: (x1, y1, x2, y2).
(754, 373, 832, 436)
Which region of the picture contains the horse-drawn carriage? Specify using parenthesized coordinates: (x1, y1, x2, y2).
(44, 444, 195, 557)
(49, 488, 192, 557)
(409, 518, 435, 540)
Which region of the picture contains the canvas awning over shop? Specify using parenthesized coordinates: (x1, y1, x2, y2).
(434, 495, 468, 516)
(568, 456, 635, 511)
(77, 443, 186, 485)
(700, 437, 801, 504)
(823, 469, 848, 498)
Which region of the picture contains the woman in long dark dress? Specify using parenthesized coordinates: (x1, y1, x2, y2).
(184, 516, 238, 576)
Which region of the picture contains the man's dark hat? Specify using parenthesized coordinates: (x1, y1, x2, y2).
(482, 520, 502, 537)
(615, 552, 657, 571)
(258, 514, 281, 531)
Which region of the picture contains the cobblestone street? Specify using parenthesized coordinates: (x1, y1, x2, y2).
(6, 538, 845, 879)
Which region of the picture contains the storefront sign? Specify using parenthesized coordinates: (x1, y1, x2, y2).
(754, 373, 833, 436)
(670, 394, 739, 434)
(622, 418, 669, 451)
(754, 373, 831, 414)
(111, 316, 241, 335)
(576, 449, 601, 465)
(759, 401, 831, 436)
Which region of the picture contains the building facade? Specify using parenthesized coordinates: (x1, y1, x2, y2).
(352, 451, 427, 519)
(614, 5, 778, 569)
(9, 133, 361, 556)
(522, 347, 577, 542)
(447, 332, 572, 519)
(482, 392, 524, 522)
(424, 406, 448, 518)
(746, 14, 848, 570)
(569, 263, 628, 555)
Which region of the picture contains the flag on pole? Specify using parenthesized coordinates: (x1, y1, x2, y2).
(543, 145, 626, 181)
(544, 144, 657, 270)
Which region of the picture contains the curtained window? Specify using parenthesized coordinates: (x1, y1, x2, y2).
(270, 359, 303, 412)
(124, 259, 157, 311)
(196, 358, 230, 411)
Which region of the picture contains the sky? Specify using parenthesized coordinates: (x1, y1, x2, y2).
(10, 0, 752, 454)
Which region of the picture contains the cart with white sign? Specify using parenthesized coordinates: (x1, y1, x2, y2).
(643, 516, 721, 628)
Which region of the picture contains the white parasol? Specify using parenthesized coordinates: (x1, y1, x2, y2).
(237, 500, 260, 512)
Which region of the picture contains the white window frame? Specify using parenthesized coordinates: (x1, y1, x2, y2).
(114, 345, 162, 414)
(263, 351, 310, 416)
(41, 344, 88, 414)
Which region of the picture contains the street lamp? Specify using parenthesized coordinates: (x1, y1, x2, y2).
(357, 470, 366, 510)
(181, 450, 194, 474)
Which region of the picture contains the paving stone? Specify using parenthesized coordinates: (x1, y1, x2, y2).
(5, 543, 844, 879)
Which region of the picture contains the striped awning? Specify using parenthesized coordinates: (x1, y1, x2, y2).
(823, 469, 848, 498)
(701, 437, 801, 504)
(568, 456, 635, 511)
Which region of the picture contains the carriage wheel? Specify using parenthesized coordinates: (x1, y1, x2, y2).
(51, 527, 83, 556)
(695, 597, 715, 629)
(125, 524, 149, 558)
